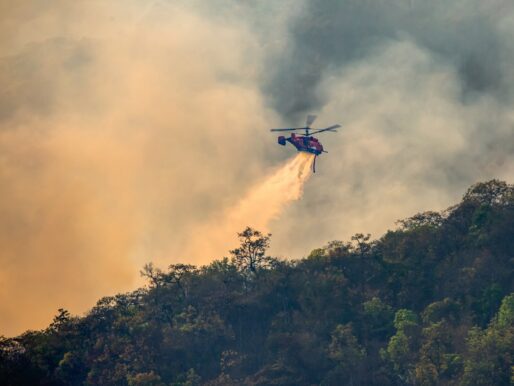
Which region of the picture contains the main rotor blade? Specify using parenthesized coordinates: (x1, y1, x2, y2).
(309, 124, 341, 135)
(270, 127, 305, 132)
(306, 114, 317, 128)
(323, 124, 341, 131)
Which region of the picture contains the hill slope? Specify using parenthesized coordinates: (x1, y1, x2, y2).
(1, 180, 513, 385)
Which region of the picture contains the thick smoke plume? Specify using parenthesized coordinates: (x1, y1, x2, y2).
(263, 0, 514, 258)
(182, 153, 314, 263)
(1, 1, 514, 335)
(0, 2, 275, 336)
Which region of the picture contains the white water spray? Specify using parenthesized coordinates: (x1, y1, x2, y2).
(183, 152, 315, 263)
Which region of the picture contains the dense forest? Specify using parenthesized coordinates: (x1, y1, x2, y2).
(1, 180, 513, 385)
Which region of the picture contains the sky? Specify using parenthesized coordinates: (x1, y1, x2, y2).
(1, 0, 513, 336)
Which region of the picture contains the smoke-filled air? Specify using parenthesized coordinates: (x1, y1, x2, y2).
(183, 153, 314, 263)
(1, 1, 514, 336)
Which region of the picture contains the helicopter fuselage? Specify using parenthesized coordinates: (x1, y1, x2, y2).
(277, 132, 324, 155)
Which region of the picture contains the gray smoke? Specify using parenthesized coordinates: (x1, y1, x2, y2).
(1, 0, 513, 334)
(263, 0, 514, 257)
(263, 0, 514, 120)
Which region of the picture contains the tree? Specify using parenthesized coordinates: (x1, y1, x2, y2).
(163, 264, 198, 298)
(127, 371, 165, 386)
(394, 309, 418, 332)
(49, 308, 73, 332)
(463, 179, 512, 206)
(362, 297, 394, 339)
(421, 298, 461, 325)
(382, 331, 411, 375)
(414, 321, 462, 385)
(230, 227, 274, 274)
(350, 233, 373, 256)
(381, 309, 420, 382)
(397, 211, 444, 230)
(140, 263, 164, 288)
(461, 326, 514, 385)
(326, 324, 366, 384)
(497, 293, 514, 328)
(461, 293, 514, 385)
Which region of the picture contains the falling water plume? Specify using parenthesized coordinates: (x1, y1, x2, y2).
(183, 152, 315, 264)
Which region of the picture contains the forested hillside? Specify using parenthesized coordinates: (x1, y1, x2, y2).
(1, 180, 513, 385)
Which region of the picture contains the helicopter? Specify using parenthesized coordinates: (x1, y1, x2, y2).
(270, 115, 340, 172)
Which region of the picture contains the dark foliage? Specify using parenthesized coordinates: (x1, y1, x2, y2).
(1, 180, 513, 385)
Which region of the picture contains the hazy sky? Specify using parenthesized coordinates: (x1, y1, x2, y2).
(1, 0, 513, 336)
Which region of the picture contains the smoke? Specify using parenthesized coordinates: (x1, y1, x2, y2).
(1, 1, 514, 335)
(263, 0, 514, 120)
(262, 0, 514, 258)
(182, 153, 314, 263)
(0, 1, 277, 336)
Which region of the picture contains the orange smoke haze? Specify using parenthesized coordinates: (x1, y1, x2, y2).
(2, 1, 514, 336)
(182, 152, 314, 263)
(0, 2, 276, 336)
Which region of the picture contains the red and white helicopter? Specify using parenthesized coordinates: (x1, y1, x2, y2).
(270, 115, 340, 172)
